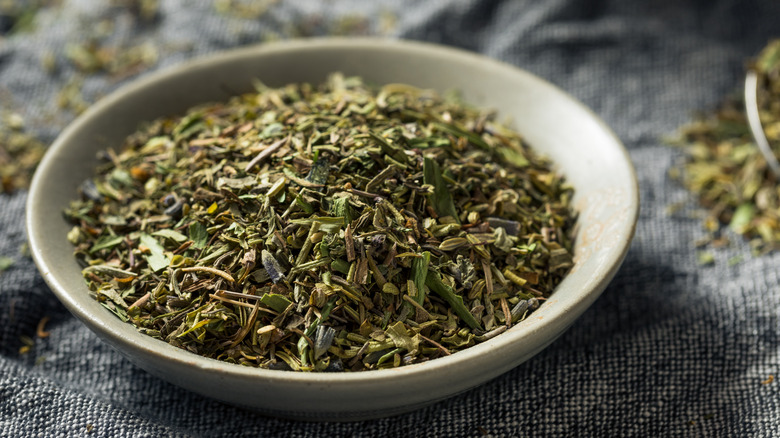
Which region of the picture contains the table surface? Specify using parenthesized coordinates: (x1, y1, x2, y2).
(2, 1, 779, 437)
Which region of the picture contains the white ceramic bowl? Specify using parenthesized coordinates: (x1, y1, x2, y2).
(27, 38, 638, 420)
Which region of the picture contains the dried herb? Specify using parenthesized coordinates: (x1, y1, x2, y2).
(0, 113, 47, 193)
(36, 316, 51, 338)
(65, 39, 158, 78)
(671, 40, 780, 254)
(0, 255, 14, 274)
(65, 74, 576, 371)
(112, 0, 159, 23)
(56, 76, 89, 115)
(214, 0, 277, 19)
(18, 335, 34, 355)
(0, 0, 58, 35)
(697, 251, 715, 266)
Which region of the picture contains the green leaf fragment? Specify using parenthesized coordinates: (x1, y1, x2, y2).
(729, 203, 755, 234)
(382, 283, 400, 295)
(385, 321, 419, 354)
(152, 229, 188, 243)
(329, 195, 354, 225)
(218, 176, 256, 190)
(411, 251, 430, 306)
(425, 271, 482, 330)
(89, 235, 124, 254)
(331, 259, 350, 274)
(697, 251, 715, 266)
(294, 195, 315, 215)
(290, 216, 344, 233)
(548, 248, 573, 271)
(433, 121, 490, 150)
(260, 293, 292, 313)
(139, 234, 170, 272)
(306, 158, 330, 185)
(188, 222, 209, 249)
(97, 285, 128, 308)
(260, 122, 283, 138)
(369, 131, 408, 164)
(728, 255, 743, 266)
(0, 256, 14, 274)
(377, 347, 404, 366)
(172, 113, 204, 140)
(757, 40, 780, 74)
(423, 156, 460, 223)
(178, 318, 213, 337)
(100, 302, 129, 322)
(441, 332, 474, 348)
(497, 146, 529, 168)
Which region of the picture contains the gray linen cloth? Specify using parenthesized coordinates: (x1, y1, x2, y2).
(2, 0, 780, 436)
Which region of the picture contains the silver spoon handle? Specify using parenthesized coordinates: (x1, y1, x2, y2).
(745, 70, 780, 177)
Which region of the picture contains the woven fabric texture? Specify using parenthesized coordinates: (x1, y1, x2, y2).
(2, 1, 780, 436)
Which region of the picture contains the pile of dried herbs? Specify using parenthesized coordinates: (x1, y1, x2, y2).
(671, 40, 780, 254)
(65, 74, 576, 372)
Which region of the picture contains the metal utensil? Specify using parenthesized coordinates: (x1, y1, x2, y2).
(745, 70, 780, 177)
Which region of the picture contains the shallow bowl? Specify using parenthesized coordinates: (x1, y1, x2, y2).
(27, 38, 638, 421)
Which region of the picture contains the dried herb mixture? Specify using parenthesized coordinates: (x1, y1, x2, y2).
(671, 40, 780, 254)
(65, 74, 576, 371)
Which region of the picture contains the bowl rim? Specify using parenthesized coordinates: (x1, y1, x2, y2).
(26, 37, 639, 387)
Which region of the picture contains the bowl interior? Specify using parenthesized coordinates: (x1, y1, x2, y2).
(27, 38, 637, 420)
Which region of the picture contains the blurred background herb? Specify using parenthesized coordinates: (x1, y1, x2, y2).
(670, 40, 780, 256)
(0, 0, 398, 194)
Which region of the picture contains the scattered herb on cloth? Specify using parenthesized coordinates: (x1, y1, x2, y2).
(65, 74, 576, 371)
(670, 40, 780, 254)
(0, 113, 47, 194)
